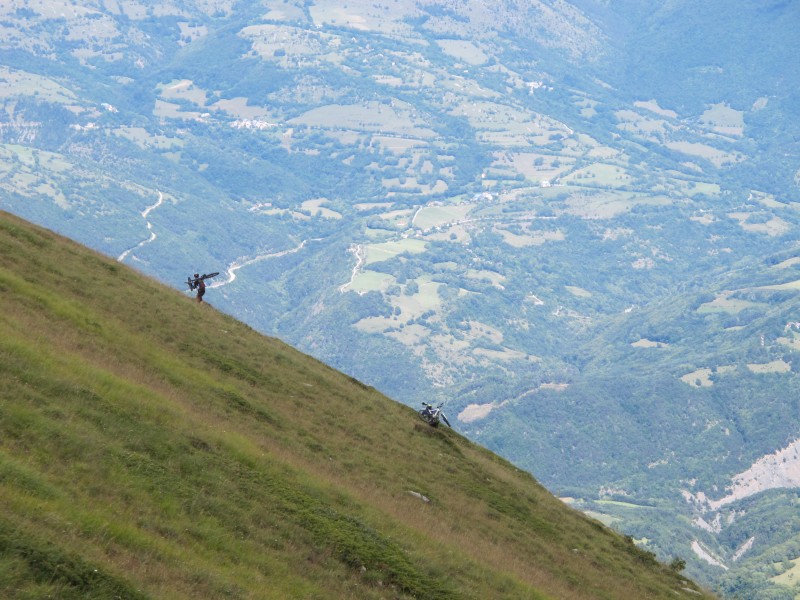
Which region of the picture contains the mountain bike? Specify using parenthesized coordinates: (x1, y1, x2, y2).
(418, 402, 451, 427)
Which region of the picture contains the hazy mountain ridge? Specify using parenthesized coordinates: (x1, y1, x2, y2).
(0, 1, 799, 596)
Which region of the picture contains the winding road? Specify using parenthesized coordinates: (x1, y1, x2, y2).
(117, 191, 164, 263)
(338, 244, 365, 293)
(210, 238, 321, 288)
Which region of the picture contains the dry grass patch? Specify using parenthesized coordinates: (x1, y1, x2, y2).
(158, 79, 207, 105)
(632, 338, 669, 348)
(113, 126, 184, 150)
(457, 403, 496, 423)
(493, 225, 565, 247)
(308, 0, 413, 34)
(288, 101, 436, 139)
(0, 66, 77, 103)
(696, 291, 765, 314)
(413, 204, 473, 230)
(615, 109, 669, 137)
(566, 285, 592, 298)
(777, 334, 800, 351)
(371, 135, 427, 153)
(564, 192, 671, 219)
(346, 269, 395, 293)
(680, 368, 714, 388)
(364, 239, 427, 264)
(747, 360, 791, 374)
(473, 347, 528, 362)
(436, 39, 488, 65)
(728, 212, 792, 236)
(699, 103, 744, 137)
(633, 100, 678, 119)
(561, 163, 633, 188)
(666, 141, 743, 168)
(301, 198, 341, 219)
(153, 99, 204, 121)
(491, 151, 575, 182)
(464, 269, 506, 287)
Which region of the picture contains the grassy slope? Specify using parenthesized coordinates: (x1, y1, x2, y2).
(0, 210, 714, 599)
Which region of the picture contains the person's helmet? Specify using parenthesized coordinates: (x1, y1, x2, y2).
(194, 273, 199, 278)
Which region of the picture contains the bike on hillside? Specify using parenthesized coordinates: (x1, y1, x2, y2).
(187, 272, 220, 290)
(418, 402, 451, 428)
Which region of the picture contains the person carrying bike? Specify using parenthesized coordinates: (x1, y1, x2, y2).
(193, 273, 206, 303)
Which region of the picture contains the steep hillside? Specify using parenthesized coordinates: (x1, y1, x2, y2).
(1, 1, 799, 596)
(0, 210, 714, 599)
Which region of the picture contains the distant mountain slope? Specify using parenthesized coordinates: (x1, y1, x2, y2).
(573, 0, 800, 191)
(0, 209, 714, 599)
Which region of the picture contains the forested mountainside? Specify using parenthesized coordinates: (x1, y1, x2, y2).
(0, 1, 798, 596)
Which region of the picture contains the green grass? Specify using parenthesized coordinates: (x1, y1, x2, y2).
(0, 211, 715, 599)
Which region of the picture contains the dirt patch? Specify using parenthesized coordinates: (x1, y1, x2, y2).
(458, 403, 495, 423)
